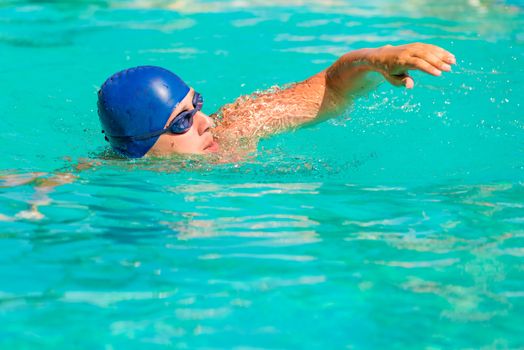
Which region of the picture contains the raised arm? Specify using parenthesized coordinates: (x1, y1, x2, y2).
(324, 42, 455, 100)
(214, 43, 455, 140)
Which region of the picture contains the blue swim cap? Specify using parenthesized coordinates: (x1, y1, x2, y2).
(97, 66, 190, 158)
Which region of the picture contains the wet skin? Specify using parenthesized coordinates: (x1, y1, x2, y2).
(146, 42, 456, 158)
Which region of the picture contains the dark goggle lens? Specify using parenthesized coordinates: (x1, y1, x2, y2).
(193, 92, 204, 111)
(169, 110, 195, 134)
(167, 92, 204, 134)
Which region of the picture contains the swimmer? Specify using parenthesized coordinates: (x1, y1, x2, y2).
(9, 43, 454, 221)
(98, 42, 455, 159)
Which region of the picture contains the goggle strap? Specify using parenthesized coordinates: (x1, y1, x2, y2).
(109, 129, 166, 142)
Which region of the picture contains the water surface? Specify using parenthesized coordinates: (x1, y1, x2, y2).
(1, 0, 523, 348)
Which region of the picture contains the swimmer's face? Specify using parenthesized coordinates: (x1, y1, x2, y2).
(147, 88, 219, 156)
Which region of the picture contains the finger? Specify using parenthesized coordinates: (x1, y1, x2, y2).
(428, 45, 456, 64)
(403, 76, 414, 89)
(408, 57, 442, 76)
(387, 73, 414, 89)
(415, 52, 452, 72)
(384, 74, 405, 87)
(442, 54, 456, 65)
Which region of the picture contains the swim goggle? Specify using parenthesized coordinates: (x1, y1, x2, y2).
(106, 92, 204, 142)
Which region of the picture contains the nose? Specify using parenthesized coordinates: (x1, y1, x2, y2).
(195, 111, 214, 135)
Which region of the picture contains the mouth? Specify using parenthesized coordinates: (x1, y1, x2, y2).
(203, 137, 219, 153)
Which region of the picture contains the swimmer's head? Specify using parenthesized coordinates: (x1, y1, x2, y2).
(98, 66, 217, 158)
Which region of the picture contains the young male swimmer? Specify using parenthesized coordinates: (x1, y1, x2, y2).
(98, 43, 455, 158)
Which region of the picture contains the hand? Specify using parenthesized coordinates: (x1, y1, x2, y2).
(369, 43, 456, 89)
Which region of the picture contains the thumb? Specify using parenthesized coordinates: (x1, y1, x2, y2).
(385, 73, 415, 89)
(403, 76, 414, 89)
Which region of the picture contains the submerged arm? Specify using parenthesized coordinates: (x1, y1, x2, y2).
(1, 159, 96, 221)
(215, 43, 455, 138)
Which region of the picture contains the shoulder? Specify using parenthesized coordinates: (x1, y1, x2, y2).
(212, 91, 274, 137)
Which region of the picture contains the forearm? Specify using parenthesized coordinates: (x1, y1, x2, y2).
(325, 48, 384, 99)
(320, 43, 455, 112)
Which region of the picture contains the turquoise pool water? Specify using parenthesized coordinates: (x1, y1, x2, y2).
(1, 0, 523, 348)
